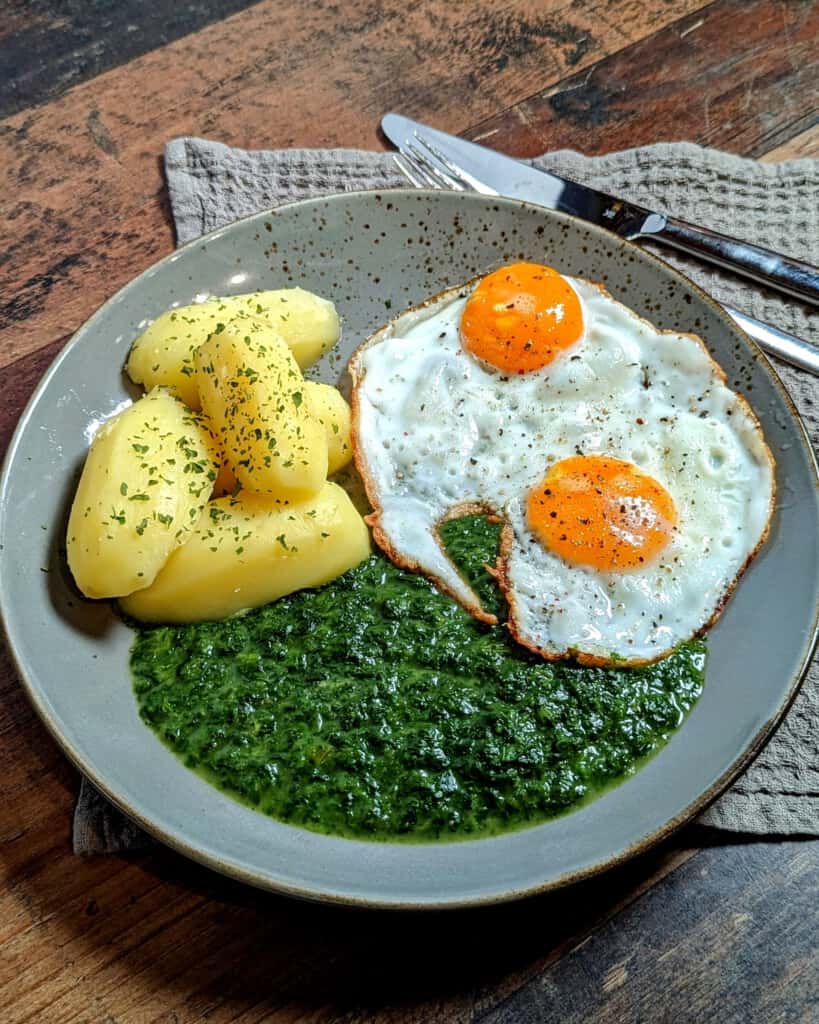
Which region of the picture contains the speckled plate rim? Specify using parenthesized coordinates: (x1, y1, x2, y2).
(1, 188, 817, 910)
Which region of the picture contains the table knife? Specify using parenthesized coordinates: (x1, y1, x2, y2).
(381, 113, 819, 310)
(383, 113, 819, 374)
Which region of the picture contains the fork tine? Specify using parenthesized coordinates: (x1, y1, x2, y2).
(405, 142, 466, 191)
(395, 150, 441, 189)
(392, 152, 429, 189)
(412, 132, 500, 197)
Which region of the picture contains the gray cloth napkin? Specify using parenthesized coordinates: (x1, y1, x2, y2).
(74, 139, 819, 853)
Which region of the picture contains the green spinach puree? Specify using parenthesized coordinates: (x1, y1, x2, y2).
(132, 516, 704, 841)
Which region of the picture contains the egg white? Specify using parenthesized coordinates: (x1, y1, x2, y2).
(349, 275, 775, 665)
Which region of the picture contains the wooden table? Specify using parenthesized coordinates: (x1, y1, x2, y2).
(2, 1, 818, 1020)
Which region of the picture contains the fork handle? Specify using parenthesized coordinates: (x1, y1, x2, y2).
(637, 214, 819, 309)
(720, 303, 819, 375)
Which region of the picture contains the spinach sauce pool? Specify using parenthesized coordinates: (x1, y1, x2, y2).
(132, 516, 705, 841)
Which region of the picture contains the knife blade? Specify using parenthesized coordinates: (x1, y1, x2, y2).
(381, 113, 819, 310)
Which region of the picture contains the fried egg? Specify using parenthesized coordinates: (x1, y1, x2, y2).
(349, 263, 775, 665)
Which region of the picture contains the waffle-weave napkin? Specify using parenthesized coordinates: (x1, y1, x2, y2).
(74, 139, 819, 853)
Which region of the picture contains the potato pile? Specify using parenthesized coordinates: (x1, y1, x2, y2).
(67, 289, 370, 623)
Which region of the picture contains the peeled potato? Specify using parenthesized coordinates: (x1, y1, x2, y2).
(304, 381, 353, 474)
(67, 388, 219, 599)
(211, 382, 350, 495)
(120, 482, 371, 623)
(212, 457, 238, 498)
(196, 320, 328, 499)
(225, 288, 340, 369)
(126, 289, 340, 406)
(125, 303, 241, 409)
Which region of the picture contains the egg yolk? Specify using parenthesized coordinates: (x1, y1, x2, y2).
(526, 455, 677, 571)
(460, 262, 583, 373)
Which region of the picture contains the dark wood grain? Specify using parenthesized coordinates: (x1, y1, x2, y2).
(0, 335, 67, 456)
(0, 0, 261, 119)
(0, 836, 699, 1024)
(479, 837, 819, 1024)
(464, 0, 819, 158)
(0, 0, 708, 373)
(2, 0, 818, 1020)
(2, 833, 816, 1022)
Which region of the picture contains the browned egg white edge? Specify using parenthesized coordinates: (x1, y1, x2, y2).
(347, 271, 777, 667)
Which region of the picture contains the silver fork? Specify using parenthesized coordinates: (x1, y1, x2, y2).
(393, 143, 819, 376)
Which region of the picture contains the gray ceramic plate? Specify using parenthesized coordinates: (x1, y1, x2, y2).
(1, 190, 817, 909)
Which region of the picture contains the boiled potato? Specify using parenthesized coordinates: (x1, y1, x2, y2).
(304, 381, 352, 474)
(67, 388, 219, 599)
(209, 383, 350, 494)
(126, 289, 340, 406)
(196, 320, 328, 499)
(125, 303, 244, 409)
(225, 288, 340, 369)
(120, 481, 371, 623)
(212, 457, 238, 498)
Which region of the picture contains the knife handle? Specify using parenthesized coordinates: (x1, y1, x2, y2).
(639, 215, 819, 309)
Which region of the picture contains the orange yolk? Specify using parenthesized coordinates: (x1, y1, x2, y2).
(526, 455, 677, 571)
(460, 262, 584, 373)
